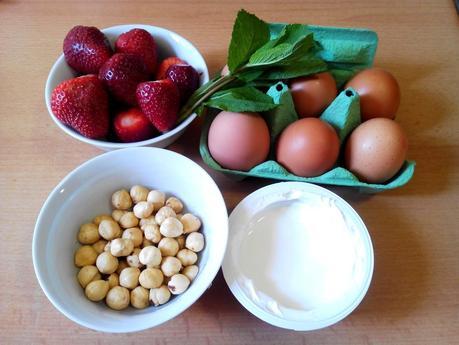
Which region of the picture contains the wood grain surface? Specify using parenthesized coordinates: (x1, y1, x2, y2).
(1, 0, 458, 344)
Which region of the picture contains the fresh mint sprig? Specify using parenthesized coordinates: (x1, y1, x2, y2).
(177, 9, 327, 122)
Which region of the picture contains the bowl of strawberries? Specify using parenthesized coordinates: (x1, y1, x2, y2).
(45, 24, 209, 150)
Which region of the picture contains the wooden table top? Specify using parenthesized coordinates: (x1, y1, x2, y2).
(1, 0, 458, 344)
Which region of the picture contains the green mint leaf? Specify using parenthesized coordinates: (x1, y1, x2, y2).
(236, 69, 264, 82)
(247, 25, 315, 67)
(204, 86, 278, 112)
(270, 24, 312, 46)
(259, 54, 327, 79)
(228, 9, 270, 73)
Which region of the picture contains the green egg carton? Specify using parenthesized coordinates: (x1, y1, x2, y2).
(199, 25, 416, 193)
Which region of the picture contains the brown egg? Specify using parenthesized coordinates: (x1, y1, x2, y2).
(208, 111, 270, 171)
(344, 118, 408, 183)
(345, 68, 400, 121)
(290, 72, 337, 118)
(276, 118, 340, 177)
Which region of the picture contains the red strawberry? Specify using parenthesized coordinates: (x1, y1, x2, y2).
(166, 64, 200, 103)
(115, 28, 158, 75)
(51, 75, 109, 138)
(136, 79, 180, 132)
(156, 57, 186, 79)
(99, 53, 148, 105)
(63, 26, 113, 74)
(114, 108, 156, 142)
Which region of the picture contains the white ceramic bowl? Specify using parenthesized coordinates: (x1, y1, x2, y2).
(223, 182, 373, 331)
(45, 25, 209, 151)
(33, 147, 228, 332)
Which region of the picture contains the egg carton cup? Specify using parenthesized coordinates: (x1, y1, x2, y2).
(199, 24, 415, 193)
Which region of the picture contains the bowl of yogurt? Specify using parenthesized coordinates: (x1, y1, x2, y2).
(222, 182, 374, 331)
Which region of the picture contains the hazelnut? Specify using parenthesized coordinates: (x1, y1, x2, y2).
(139, 268, 163, 289)
(139, 216, 157, 229)
(149, 285, 171, 306)
(181, 213, 202, 234)
(147, 190, 166, 210)
(119, 212, 139, 229)
(186, 232, 205, 252)
(130, 185, 149, 204)
(130, 286, 149, 309)
(168, 274, 190, 295)
(96, 252, 119, 274)
(78, 223, 100, 244)
(93, 214, 113, 226)
(176, 249, 198, 266)
(155, 206, 176, 225)
(133, 201, 154, 219)
(160, 256, 182, 277)
(74, 245, 98, 267)
(112, 209, 127, 222)
(166, 197, 183, 213)
(111, 189, 132, 210)
(85, 280, 109, 301)
(122, 227, 143, 247)
(106, 286, 130, 310)
(160, 217, 183, 238)
(107, 273, 119, 288)
(139, 246, 162, 267)
(158, 238, 179, 257)
(143, 223, 161, 243)
(92, 239, 107, 254)
(110, 238, 134, 257)
(127, 248, 143, 268)
(142, 238, 153, 248)
(77, 265, 101, 288)
(98, 219, 121, 240)
(182, 265, 199, 282)
(119, 267, 140, 289)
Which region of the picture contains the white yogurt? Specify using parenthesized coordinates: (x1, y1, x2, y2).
(223, 182, 373, 331)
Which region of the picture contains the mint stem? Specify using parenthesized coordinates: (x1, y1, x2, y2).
(178, 75, 236, 122)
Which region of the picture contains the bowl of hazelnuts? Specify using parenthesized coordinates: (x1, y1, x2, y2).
(32, 147, 228, 332)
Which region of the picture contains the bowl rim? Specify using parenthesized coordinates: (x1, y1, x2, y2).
(44, 24, 209, 149)
(222, 181, 374, 331)
(32, 147, 228, 332)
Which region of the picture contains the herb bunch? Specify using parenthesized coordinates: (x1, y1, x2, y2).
(178, 9, 327, 121)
